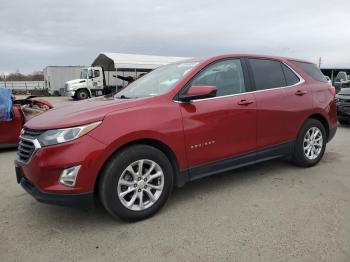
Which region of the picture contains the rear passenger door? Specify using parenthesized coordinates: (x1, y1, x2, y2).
(247, 58, 290, 149)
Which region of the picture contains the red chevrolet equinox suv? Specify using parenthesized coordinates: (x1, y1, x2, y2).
(15, 54, 337, 221)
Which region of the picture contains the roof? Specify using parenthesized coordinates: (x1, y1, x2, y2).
(91, 52, 192, 70)
(44, 66, 86, 68)
(211, 54, 312, 63)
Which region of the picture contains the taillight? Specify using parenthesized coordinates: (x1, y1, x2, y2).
(329, 86, 336, 97)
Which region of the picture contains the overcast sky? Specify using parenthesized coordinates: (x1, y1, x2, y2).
(1, 0, 350, 73)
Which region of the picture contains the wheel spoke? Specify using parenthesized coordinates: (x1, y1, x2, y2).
(119, 178, 134, 187)
(314, 136, 322, 142)
(304, 144, 311, 150)
(147, 183, 162, 191)
(306, 147, 312, 157)
(313, 130, 320, 139)
(144, 162, 156, 179)
(126, 166, 137, 180)
(138, 160, 144, 175)
(126, 192, 138, 207)
(120, 188, 136, 198)
(138, 191, 144, 210)
(144, 189, 156, 203)
(149, 171, 163, 181)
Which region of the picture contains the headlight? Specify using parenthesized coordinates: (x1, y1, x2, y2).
(37, 121, 102, 146)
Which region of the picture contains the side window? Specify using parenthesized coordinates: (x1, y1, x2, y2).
(249, 59, 286, 90)
(282, 64, 300, 86)
(190, 59, 246, 97)
(88, 70, 93, 79)
(93, 70, 100, 78)
(290, 61, 327, 83)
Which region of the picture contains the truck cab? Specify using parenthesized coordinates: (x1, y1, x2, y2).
(64, 67, 105, 100)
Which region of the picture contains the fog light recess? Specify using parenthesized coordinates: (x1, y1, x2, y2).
(59, 165, 81, 187)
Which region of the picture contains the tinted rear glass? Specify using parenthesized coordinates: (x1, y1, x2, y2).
(282, 64, 300, 86)
(248, 59, 286, 90)
(291, 61, 327, 82)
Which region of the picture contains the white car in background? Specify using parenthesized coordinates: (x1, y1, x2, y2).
(324, 75, 332, 85)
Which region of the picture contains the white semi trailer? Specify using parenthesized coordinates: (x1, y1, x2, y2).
(64, 53, 190, 100)
(43, 66, 85, 96)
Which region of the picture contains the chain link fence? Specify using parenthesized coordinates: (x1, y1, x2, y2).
(0, 81, 49, 95)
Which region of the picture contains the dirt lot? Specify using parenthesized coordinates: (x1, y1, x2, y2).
(0, 97, 350, 262)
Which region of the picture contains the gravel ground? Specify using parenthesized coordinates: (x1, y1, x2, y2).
(0, 97, 349, 262)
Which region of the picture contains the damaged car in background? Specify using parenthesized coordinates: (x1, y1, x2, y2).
(0, 88, 53, 148)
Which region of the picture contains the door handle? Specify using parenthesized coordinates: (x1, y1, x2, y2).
(295, 90, 308, 96)
(238, 99, 254, 106)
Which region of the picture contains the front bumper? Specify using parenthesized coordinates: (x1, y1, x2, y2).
(15, 134, 107, 208)
(16, 166, 94, 209)
(63, 90, 76, 97)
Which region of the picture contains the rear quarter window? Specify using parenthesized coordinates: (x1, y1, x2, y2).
(290, 61, 327, 83)
(281, 64, 300, 86)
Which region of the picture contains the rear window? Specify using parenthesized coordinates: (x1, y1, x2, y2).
(291, 61, 327, 83)
(248, 59, 286, 90)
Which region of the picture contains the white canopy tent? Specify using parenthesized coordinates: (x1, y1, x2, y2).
(91, 52, 191, 71)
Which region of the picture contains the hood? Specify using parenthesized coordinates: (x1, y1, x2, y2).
(66, 79, 86, 85)
(24, 96, 151, 130)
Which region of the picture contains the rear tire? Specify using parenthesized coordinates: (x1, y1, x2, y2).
(76, 89, 89, 100)
(292, 119, 326, 167)
(98, 145, 173, 221)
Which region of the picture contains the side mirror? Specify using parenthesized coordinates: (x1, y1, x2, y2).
(179, 85, 217, 102)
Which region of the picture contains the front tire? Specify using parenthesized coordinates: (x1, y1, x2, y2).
(76, 89, 89, 100)
(292, 119, 326, 167)
(98, 145, 173, 221)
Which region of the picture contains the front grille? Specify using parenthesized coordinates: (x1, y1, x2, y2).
(17, 129, 43, 163)
(18, 139, 36, 162)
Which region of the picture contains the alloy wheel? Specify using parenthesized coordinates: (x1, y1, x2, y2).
(117, 159, 164, 211)
(303, 127, 323, 160)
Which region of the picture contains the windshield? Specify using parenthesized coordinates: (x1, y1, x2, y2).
(80, 69, 88, 79)
(115, 62, 199, 98)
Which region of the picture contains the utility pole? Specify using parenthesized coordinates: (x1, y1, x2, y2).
(2, 72, 6, 88)
(318, 57, 322, 68)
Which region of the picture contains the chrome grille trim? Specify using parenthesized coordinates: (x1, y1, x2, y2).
(17, 129, 43, 164)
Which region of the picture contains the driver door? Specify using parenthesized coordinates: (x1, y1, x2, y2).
(93, 69, 103, 89)
(179, 59, 257, 174)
